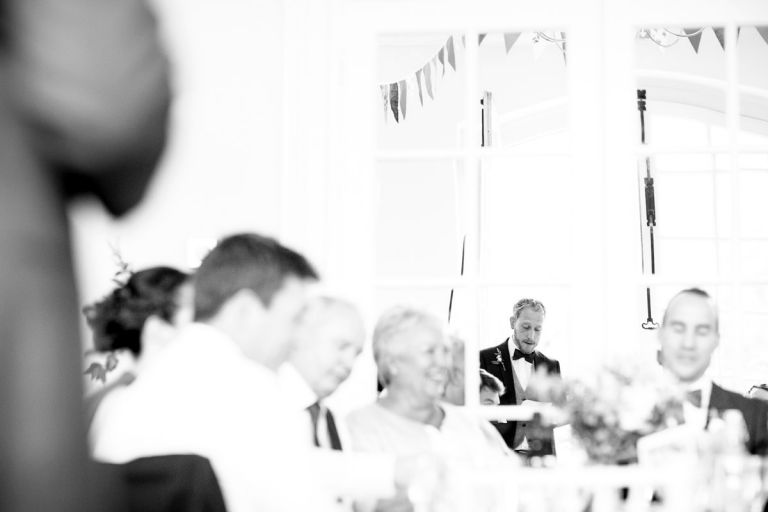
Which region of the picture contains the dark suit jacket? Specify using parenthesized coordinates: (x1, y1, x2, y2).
(479, 339, 561, 455)
(95, 455, 228, 512)
(708, 383, 768, 456)
(0, 2, 169, 511)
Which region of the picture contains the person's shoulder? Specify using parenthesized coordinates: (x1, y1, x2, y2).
(535, 350, 560, 365)
(712, 383, 768, 413)
(480, 340, 507, 356)
(346, 403, 384, 425)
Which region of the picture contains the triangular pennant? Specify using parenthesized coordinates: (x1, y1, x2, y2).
(380, 84, 389, 122)
(423, 63, 433, 100)
(532, 38, 546, 62)
(438, 47, 445, 77)
(683, 28, 702, 53)
(504, 32, 521, 53)
(478, 33, 487, 45)
(415, 69, 424, 106)
(560, 31, 567, 64)
(758, 26, 768, 46)
(432, 58, 440, 95)
(446, 36, 456, 71)
(713, 27, 725, 50)
(389, 82, 399, 122)
(399, 80, 407, 120)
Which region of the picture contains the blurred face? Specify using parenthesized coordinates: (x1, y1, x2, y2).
(511, 307, 544, 355)
(253, 277, 311, 370)
(480, 386, 500, 406)
(658, 293, 719, 383)
(290, 305, 365, 400)
(389, 324, 452, 402)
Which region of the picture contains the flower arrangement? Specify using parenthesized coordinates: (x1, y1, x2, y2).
(529, 359, 686, 464)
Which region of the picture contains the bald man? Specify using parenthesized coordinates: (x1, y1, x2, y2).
(658, 288, 768, 455)
(280, 296, 365, 451)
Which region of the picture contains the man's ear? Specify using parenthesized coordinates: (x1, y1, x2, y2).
(229, 288, 266, 319)
(509, 316, 515, 329)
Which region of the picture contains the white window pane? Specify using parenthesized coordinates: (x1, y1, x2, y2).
(375, 160, 461, 278)
(376, 33, 465, 150)
(480, 155, 572, 281)
(478, 31, 569, 150)
(739, 171, 768, 238)
(655, 173, 716, 237)
(373, 287, 453, 323)
(655, 239, 720, 276)
(740, 241, 768, 279)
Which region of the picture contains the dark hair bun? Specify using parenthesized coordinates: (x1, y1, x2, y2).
(83, 266, 188, 355)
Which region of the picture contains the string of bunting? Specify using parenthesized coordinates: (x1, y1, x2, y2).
(380, 26, 768, 124)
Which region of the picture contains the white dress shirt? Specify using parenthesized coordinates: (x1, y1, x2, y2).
(507, 338, 533, 391)
(682, 373, 713, 430)
(90, 323, 395, 512)
(507, 338, 533, 450)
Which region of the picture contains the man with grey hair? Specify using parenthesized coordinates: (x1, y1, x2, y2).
(479, 298, 561, 455)
(658, 287, 768, 454)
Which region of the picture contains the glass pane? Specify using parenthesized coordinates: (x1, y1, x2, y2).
(477, 31, 568, 150)
(654, 172, 717, 238)
(375, 160, 461, 278)
(738, 26, 768, 145)
(739, 170, 768, 238)
(372, 286, 454, 324)
(377, 33, 466, 150)
(654, 239, 720, 275)
(480, 155, 572, 281)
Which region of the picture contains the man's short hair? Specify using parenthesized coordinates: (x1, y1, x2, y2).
(511, 298, 546, 322)
(661, 287, 719, 333)
(479, 368, 505, 394)
(372, 306, 444, 387)
(193, 233, 318, 321)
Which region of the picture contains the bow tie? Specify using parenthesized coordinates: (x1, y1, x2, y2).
(686, 389, 703, 408)
(512, 348, 535, 364)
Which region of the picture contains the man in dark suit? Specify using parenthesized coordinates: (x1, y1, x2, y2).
(479, 298, 561, 456)
(0, 1, 170, 511)
(658, 288, 768, 455)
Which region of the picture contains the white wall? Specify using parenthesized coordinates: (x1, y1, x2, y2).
(71, 0, 286, 314)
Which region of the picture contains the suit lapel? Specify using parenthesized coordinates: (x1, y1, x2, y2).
(498, 340, 516, 400)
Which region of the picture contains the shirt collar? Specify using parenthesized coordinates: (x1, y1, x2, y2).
(683, 371, 713, 410)
(507, 337, 533, 364)
(277, 362, 319, 410)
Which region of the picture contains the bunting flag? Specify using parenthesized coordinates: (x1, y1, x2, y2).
(389, 82, 399, 122)
(415, 69, 424, 105)
(759, 26, 768, 46)
(504, 32, 521, 53)
(713, 27, 725, 49)
(399, 80, 407, 120)
(559, 31, 567, 64)
(423, 61, 433, 100)
(712, 27, 742, 49)
(378, 27, 768, 124)
(683, 28, 703, 53)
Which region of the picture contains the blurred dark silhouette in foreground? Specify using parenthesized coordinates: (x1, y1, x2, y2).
(0, 0, 171, 510)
